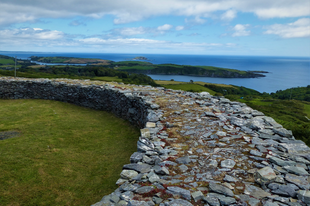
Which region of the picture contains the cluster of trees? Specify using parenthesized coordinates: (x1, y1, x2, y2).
(271, 86, 310, 102)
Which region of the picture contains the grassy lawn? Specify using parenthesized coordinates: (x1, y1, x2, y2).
(92, 76, 123, 82)
(304, 103, 310, 117)
(0, 99, 139, 206)
(155, 80, 186, 85)
(162, 83, 216, 95)
(0, 58, 15, 65)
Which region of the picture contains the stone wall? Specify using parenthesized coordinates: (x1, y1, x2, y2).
(1, 77, 310, 206)
(0, 78, 157, 128)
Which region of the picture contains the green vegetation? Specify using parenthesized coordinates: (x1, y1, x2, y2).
(271, 86, 310, 102)
(0, 99, 139, 205)
(30, 56, 111, 65)
(114, 61, 266, 78)
(162, 83, 216, 95)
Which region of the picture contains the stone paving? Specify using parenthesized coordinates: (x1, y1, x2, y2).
(0, 77, 309, 206)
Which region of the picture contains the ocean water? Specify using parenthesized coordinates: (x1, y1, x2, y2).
(1, 51, 309, 93)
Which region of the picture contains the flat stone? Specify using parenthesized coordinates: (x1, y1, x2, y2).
(146, 122, 156, 128)
(279, 141, 310, 155)
(244, 184, 270, 199)
(176, 156, 191, 164)
(255, 166, 277, 184)
(284, 166, 309, 176)
(273, 128, 293, 138)
(153, 165, 169, 175)
(130, 152, 144, 163)
(209, 182, 234, 197)
(223, 175, 238, 183)
(164, 199, 193, 206)
(191, 190, 204, 202)
(209, 160, 218, 167)
(135, 186, 154, 194)
(239, 194, 261, 206)
(220, 159, 236, 169)
(123, 163, 152, 173)
(178, 164, 188, 172)
(140, 128, 151, 138)
(120, 191, 134, 201)
(285, 173, 310, 190)
(167, 186, 191, 200)
(250, 149, 263, 157)
(147, 171, 160, 183)
(203, 193, 220, 206)
(268, 183, 298, 197)
(269, 156, 297, 167)
(128, 200, 155, 206)
(120, 170, 138, 180)
(297, 190, 310, 205)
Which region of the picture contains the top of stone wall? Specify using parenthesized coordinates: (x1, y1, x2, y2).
(1, 77, 310, 206)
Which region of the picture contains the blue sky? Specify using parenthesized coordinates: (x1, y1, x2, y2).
(0, 0, 309, 57)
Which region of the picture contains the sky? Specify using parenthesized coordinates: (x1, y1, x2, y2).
(0, 0, 310, 57)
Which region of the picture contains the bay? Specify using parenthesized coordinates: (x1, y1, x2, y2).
(1, 51, 309, 93)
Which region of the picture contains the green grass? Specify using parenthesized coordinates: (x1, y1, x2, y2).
(0, 58, 15, 65)
(162, 83, 216, 95)
(92, 76, 122, 82)
(304, 103, 310, 117)
(0, 99, 139, 205)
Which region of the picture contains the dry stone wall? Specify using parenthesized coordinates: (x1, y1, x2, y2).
(1, 77, 310, 206)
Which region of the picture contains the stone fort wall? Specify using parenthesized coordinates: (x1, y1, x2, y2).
(1, 77, 310, 206)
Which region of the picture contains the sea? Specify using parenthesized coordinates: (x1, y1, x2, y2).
(1, 51, 309, 93)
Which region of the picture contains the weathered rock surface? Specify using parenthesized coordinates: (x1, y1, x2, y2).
(1, 77, 309, 206)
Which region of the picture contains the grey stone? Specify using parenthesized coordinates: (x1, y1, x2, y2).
(164, 199, 193, 206)
(120, 191, 134, 201)
(239, 194, 261, 206)
(209, 182, 234, 197)
(209, 159, 218, 167)
(153, 165, 169, 175)
(191, 190, 204, 202)
(255, 167, 277, 186)
(250, 149, 263, 157)
(178, 164, 188, 172)
(153, 196, 163, 204)
(220, 159, 236, 169)
(128, 200, 155, 206)
(284, 166, 309, 176)
(167, 186, 191, 200)
(297, 190, 310, 205)
(123, 163, 151, 173)
(203, 193, 220, 206)
(135, 186, 154, 194)
(147, 171, 160, 183)
(280, 141, 310, 154)
(285, 173, 310, 190)
(269, 156, 297, 167)
(223, 175, 238, 183)
(110, 194, 120, 203)
(117, 200, 128, 206)
(268, 183, 298, 197)
(176, 156, 191, 164)
(244, 184, 270, 199)
(120, 170, 138, 180)
(130, 152, 144, 163)
(273, 128, 293, 138)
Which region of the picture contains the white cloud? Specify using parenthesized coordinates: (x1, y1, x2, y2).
(157, 24, 173, 31)
(264, 18, 310, 38)
(175, 26, 184, 31)
(0, 0, 309, 26)
(232, 24, 251, 37)
(221, 10, 237, 21)
(185, 16, 206, 25)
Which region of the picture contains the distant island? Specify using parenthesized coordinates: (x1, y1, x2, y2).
(30, 56, 111, 65)
(132, 56, 149, 61)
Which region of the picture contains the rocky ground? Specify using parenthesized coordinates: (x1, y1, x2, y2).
(93, 83, 310, 206)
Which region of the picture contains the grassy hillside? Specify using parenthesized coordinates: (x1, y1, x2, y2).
(0, 99, 139, 205)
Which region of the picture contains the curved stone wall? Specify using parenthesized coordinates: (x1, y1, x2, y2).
(1, 77, 310, 206)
